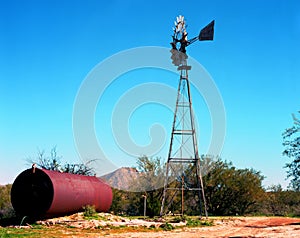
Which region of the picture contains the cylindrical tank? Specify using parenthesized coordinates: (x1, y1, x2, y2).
(11, 167, 113, 217)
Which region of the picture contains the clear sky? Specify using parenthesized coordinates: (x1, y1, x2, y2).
(0, 0, 299, 188)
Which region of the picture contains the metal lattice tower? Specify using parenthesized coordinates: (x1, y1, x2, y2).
(160, 16, 214, 217)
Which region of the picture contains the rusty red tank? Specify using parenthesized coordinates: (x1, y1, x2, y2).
(11, 167, 113, 217)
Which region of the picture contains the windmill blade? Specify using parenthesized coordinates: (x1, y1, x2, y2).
(292, 113, 300, 125)
(177, 24, 182, 32)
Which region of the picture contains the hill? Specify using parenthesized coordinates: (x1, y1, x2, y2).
(100, 167, 139, 190)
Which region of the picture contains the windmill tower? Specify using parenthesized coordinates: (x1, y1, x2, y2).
(160, 16, 214, 217)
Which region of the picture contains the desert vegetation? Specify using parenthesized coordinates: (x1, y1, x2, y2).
(1, 154, 300, 224)
(108, 156, 300, 218)
(1, 112, 300, 237)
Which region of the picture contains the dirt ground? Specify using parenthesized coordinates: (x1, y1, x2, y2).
(96, 217, 299, 238)
(108, 217, 300, 238)
(35, 214, 300, 238)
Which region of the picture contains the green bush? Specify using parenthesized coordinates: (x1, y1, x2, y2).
(159, 222, 174, 231)
(169, 215, 186, 223)
(186, 218, 213, 227)
(83, 205, 98, 219)
(0, 184, 16, 221)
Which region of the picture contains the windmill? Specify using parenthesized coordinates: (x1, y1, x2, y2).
(160, 15, 214, 217)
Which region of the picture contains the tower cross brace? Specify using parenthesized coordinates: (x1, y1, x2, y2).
(160, 59, 208, 217)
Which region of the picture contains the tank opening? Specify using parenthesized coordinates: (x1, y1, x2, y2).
(11, 168, 54, 217)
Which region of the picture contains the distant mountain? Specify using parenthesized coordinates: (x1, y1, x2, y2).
(100, 167, 139, 190)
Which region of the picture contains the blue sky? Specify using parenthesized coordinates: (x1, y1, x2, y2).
(0, 0, 299, 188)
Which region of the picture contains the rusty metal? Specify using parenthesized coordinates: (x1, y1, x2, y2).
(11, 168, 113, 217)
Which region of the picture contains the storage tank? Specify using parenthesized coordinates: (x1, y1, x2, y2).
(11, 167, 113, 217)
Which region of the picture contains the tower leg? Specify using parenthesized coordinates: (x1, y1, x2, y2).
(196, 160, 208, 218)
(160, 161, 170, 216)
(160, 64, 208, 217)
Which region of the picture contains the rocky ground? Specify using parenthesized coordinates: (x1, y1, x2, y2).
(34, 213, 300, 237)
(4, 213, 300, 237)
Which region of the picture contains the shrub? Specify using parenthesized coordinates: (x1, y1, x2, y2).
(186, 218, 213, 227)
(159, 222, 174, 231)
(83, 205, 98, 219)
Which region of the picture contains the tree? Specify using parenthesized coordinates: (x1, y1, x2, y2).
(258, 185, 300, 216)
(203, 157, 265, 215)
(134, 156, 165, 217)
(282, 111, 300, 191)
(109, 188, 141, 216)
(32, 147, 62, 171)
(109, 156, 165, 217)
(109, 156, 267, 217)
(0, 184, 14, 219)
(28, 147, 95, 176)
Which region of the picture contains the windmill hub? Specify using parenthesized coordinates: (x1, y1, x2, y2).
(170, 15, 215, 67)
